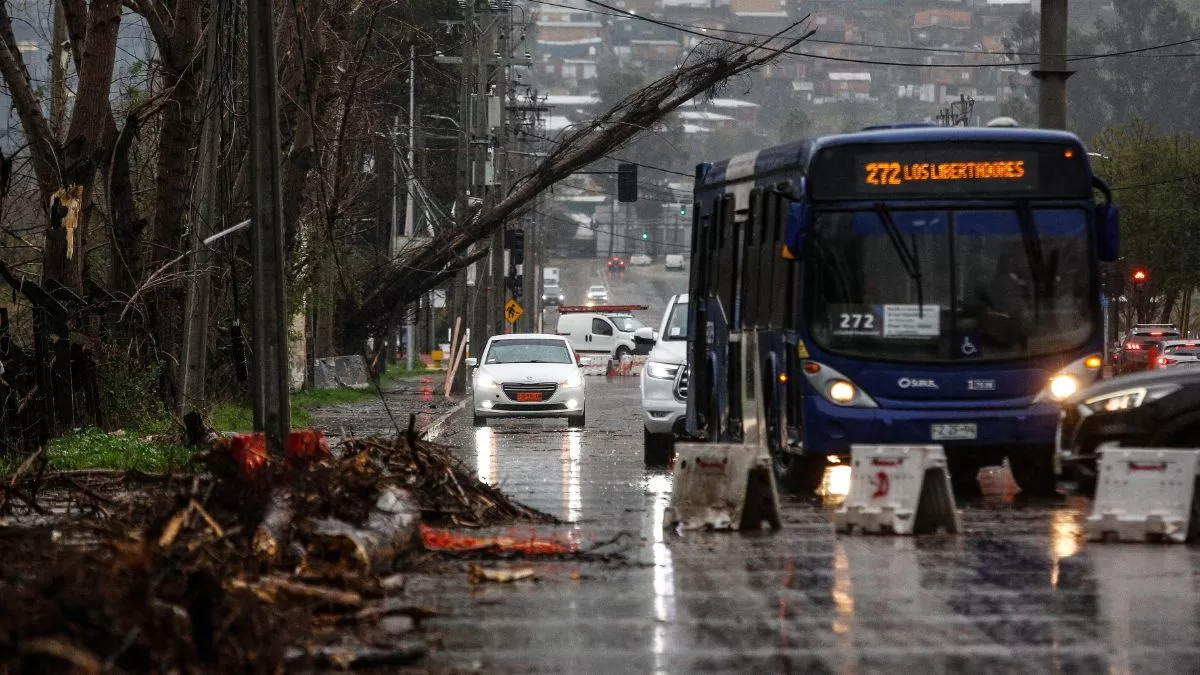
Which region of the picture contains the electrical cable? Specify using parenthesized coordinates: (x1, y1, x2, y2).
(575, 0, 1200, 69)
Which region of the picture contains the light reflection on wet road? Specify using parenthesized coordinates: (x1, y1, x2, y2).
(409, 378, 1200, 673)
(403, 261, 1200, 673)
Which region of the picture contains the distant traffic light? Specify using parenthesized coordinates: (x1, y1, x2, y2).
(1132, 267, 1148, 287)
(679, 205, 687, 216)
(641, 231, 649, 240)
(617, 163, 638, 202)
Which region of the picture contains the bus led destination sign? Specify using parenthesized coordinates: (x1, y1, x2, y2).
(864, 159, 1027, 186)
(810, 143, 1090, 200)
(849, 149, 1041, 197)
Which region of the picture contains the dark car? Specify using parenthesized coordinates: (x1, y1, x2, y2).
(1057, 367, 1200, 492)
(606, 257, 625, 279)
(1113, 326, 1181, 374)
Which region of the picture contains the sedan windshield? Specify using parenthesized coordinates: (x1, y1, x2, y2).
(485, 339, 573, 364)
(806, 207, 1094, 362)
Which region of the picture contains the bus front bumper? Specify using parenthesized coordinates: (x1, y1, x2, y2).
(802, 397, 1060, 456)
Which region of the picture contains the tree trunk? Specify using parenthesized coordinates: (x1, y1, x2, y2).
(147, 0, 205, 384)
(1159, 290, 1178, 325)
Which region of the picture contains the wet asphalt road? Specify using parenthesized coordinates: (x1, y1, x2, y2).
(403, 259, 1200, 673)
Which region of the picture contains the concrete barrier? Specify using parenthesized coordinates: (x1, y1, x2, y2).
(313, 355, 371, 389)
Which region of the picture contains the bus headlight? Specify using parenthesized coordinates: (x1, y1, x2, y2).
(1035, 353, 1103, 403)
(1048, 375, 1078, 400)
(828, 380, 856, 403)
(801, 362, 878, 408)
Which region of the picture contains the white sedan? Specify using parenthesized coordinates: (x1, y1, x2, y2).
(467, 334, 586, 428)
(586, 285, 609, 302)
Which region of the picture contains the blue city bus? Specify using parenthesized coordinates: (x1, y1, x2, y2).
(685, 126, 1120, 495)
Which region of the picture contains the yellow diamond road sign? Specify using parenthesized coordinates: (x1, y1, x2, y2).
(505, 298, 524, 324)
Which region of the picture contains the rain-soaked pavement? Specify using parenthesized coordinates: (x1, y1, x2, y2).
(358, 260, 1200, 673)
(411, 377, 1200, 673)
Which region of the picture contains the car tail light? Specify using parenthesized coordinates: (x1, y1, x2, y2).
(1151, 332, 1164, 336)
(1125, 342, 1141, 350)
(1159, 356, 1177, 366)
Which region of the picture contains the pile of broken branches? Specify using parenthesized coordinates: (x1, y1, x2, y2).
(0, 431, 557, 672)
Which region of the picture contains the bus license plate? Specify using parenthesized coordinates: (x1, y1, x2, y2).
(931, 423, 977, 441)
(516, 392, 543, 402)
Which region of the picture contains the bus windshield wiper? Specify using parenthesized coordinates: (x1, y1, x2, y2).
(874, 203, 925, 316)
(1014, 201, 1048, 317)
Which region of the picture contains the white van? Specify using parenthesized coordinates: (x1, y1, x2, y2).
(556, 312, 655, 359)
(664, 254, 685, 271)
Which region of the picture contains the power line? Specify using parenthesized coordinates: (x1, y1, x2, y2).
(518, 129, 694, 177)
(1112, 173, 1200, 191)
(577, 0, 1200, 69)
(534, 209, 689, 249)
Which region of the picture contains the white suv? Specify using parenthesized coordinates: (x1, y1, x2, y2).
(639, 293, 689, 466)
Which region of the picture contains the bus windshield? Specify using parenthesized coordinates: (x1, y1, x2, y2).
(805, 206, 1094, 362)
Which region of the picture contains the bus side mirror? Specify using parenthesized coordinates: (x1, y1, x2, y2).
(1096, 203, 1120, 262)
(782, 202, 809, 261)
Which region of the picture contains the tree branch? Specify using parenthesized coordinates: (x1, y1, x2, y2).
(0, 3, 59, 194)
(131, 0, 174, 62)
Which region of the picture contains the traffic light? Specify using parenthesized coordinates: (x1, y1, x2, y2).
(679, 205, 687, 217)
(1132, 267, 1148, 288)
(509, 228, 525, 265)
(617, 163, 638, 202)
(641, 231, 649, 240)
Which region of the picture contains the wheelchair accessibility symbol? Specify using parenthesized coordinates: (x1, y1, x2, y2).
(960, 336, 979, 357)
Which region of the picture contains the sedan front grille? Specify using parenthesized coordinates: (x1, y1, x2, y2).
(674, 366, 689, 401)
(502, 382, 559, 401)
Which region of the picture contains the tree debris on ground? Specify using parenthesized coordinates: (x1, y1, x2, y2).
(0, 431, 570, 673)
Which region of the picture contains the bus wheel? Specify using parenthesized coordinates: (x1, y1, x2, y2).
(774, 454, 826, 496)
(1006, 445, 1058, 496)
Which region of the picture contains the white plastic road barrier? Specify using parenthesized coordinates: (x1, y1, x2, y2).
(665, 443, 781, 531)
(833, 445, 960, 536)
(1085, 447, 1200, 543)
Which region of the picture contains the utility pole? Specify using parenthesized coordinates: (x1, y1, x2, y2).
(247, 0, 291, 452)
(405, 44, 417, 370)
(448, 6, 475, 395)
(179, 1, 225, 417)
(1034, 0, 1071, 129)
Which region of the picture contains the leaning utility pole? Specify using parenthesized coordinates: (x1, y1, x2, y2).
(1034, 0, 1071, 129)
(247, 0, 291, 453)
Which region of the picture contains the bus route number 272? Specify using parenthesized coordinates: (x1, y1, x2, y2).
(864, 162, 902, 186)
(839, 312, 876, 331)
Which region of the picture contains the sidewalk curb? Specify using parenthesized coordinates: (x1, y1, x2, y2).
(421, 398, 468, 441)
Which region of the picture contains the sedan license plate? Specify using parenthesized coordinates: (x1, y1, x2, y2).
(516, 392, 543, 402)
(931, 423, 977, 441)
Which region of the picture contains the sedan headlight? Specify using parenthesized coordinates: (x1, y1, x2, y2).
(1081, 385, 1180, 414)
(645, 361, 681, 380)
(562, 373, 584, 388)
(476, 372, 497, 389)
